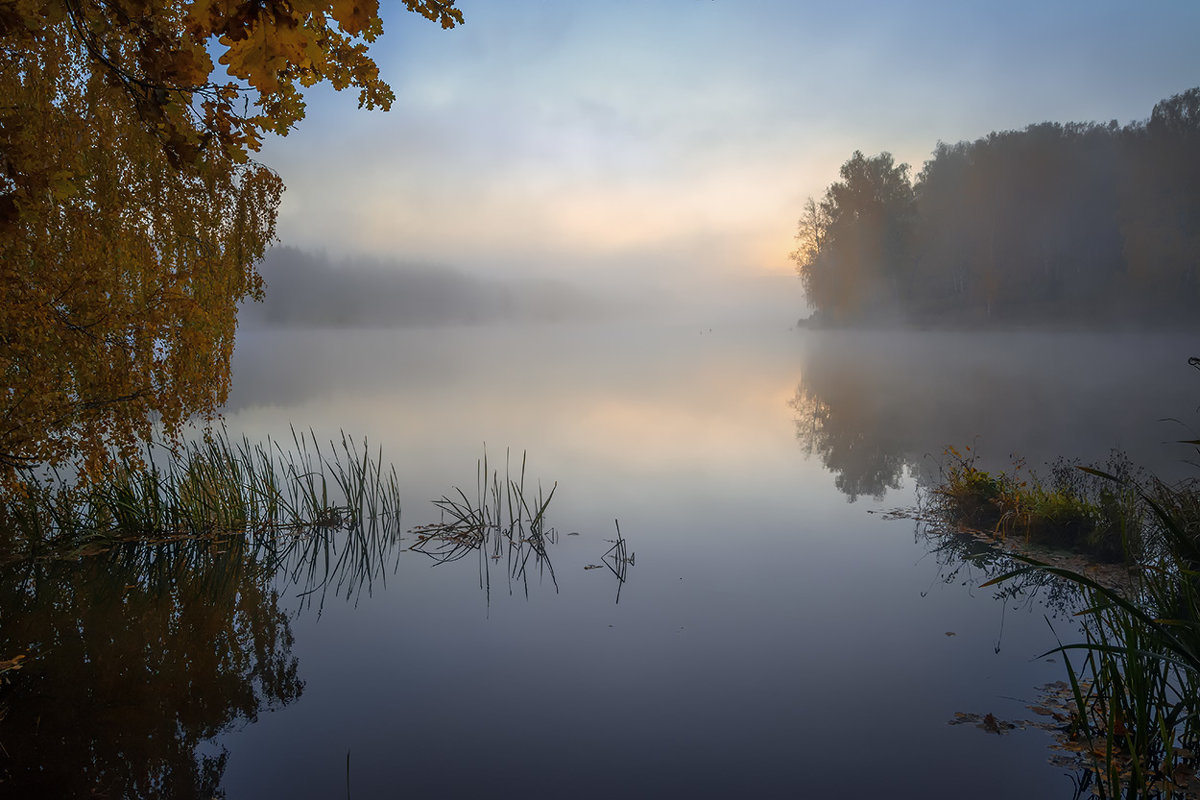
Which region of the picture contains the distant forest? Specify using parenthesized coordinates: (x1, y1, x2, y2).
(242, 247, 606, 327)
(791, 88, 1200, 326)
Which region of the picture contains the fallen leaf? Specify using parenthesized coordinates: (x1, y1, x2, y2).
(0, 655, 26, 672)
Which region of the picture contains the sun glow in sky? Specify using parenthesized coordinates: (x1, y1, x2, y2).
(258, 0, 1200, 297)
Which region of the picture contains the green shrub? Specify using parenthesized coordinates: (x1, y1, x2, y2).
(932, 448, 1145, 563)
(935, 447, 1012, 531)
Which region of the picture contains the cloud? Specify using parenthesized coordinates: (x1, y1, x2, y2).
(257, 0, 1200, 290)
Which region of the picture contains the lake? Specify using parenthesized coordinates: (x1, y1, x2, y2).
(3, 322, 1198, 798)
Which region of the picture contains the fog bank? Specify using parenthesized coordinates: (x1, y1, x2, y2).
(241, 245, 807, 330)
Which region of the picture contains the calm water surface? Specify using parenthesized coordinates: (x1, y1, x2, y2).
(6, 323, 1198, 798)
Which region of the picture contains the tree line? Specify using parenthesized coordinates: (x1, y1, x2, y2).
(243, 247, 604, 328)
(791, 88, 1200, 326)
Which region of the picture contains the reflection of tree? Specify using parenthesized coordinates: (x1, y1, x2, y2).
(789, 341, 912, 501)
(788, 332, 1198, 502)
(913, 517, 1086, 620)
(0, 537, 302, 798)
(0, 444, 613, 794)
(0, 477, 493, 795)
(790, 385, 907, 501)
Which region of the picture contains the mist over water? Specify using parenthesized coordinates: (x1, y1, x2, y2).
(791, 328, 1200, 499)
(239, 245, 807, 331)
(6, 292, 1189, 797)
(202, 314, 1200, 798)
(220, 318, 1101, 798)
(6, 2, 1200, 795)
(229, 318, 1200, 504)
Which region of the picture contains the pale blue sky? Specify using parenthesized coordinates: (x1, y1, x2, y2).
(258, 0, 1200, 297)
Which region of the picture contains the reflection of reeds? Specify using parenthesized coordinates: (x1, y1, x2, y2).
(410, 450, 558, 602)
(602, 519, 635, 604)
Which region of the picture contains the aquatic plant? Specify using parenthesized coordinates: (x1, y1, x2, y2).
(933, 445, 1013, 532)
(410, 449, 559, 601)
(930, 447, 1144, 562)
(0, 427, 403, 564)
(601, 519, 635, 604)
(985, 470, 1200, 798)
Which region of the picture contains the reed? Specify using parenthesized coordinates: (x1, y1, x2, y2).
(985, 471, 1200, 798)
(410, 448, 559, 600)
(0, 427, 403, 564)
(934, 359, 1200, 796)
(602, 519, 635, 603)
(930, 447, 1144, 562)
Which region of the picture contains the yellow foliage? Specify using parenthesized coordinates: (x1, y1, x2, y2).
(2, 0, 462, 165)
(0, 21, 282, 479)
(0, 0, 463, 481)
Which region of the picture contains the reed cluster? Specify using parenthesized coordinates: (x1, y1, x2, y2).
(410, 449, 558, 599)
(982, 468, 1200, 798)
(0, 427, 402, 564)
(932, 446, 1144, 562)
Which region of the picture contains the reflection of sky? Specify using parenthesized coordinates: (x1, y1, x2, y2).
(223, 324, 815, 515)
(258, 0, 1200, 293)
(226, 326, 1200, 509)
(215, 324, 1087, 798)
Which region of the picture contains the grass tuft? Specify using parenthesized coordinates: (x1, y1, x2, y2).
(0, 426, 403, 565)
(931, 447, 1143, 562)
(409, 448, 559, 601)
(976, 462, 1200, 797)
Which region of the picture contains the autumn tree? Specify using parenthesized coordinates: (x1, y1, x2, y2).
(790, 151, 914, 323)
(0, 0, 463, 479)
(789, 196, 831, 313)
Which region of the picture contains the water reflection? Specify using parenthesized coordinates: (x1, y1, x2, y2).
(0, 511, 427, 796)
(0, 450, 631, 796)
(789, 376, 908, 502)
(276, 521, 406, 615)
(791, 330, 1200, 502)
(913, 519, 1089, 621)
(9, 325, 1170, 798)
(0, 536, 302, 798)
(409, 458, 560, 606)
(405, 453, 631, 606)
(600, 521, 635, 603)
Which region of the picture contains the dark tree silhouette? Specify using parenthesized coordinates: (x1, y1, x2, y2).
(0, 538, 303, 798)
(792, 88, 1200, 326)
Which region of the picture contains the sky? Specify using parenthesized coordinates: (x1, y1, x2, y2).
(256, 0, 1200, 307)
